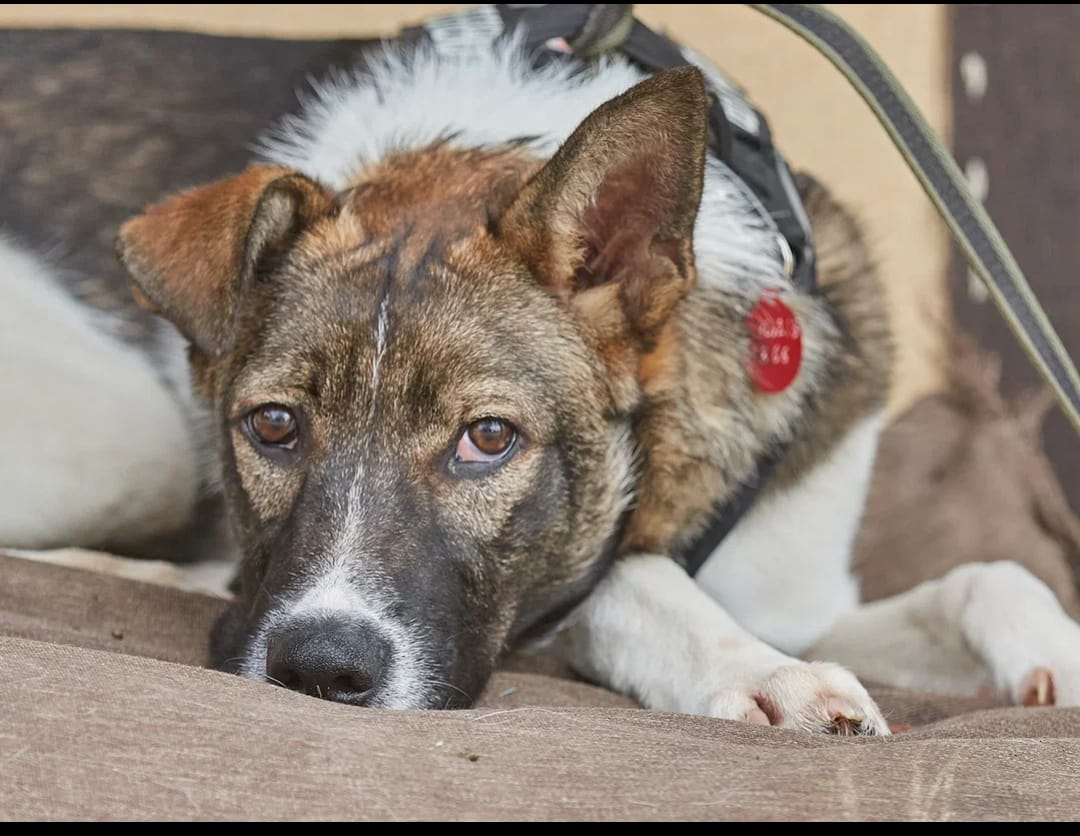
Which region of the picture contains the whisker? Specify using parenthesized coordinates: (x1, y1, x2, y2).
(424, 678, 472, 703)
(264, 674, 289, 689)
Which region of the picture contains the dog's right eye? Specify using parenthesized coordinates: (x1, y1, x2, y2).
(461, 418, 516, 460)
(243, 404, 300, 457)
(447, 417, 519, 478)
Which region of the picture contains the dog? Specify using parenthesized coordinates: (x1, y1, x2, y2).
(4, 15, 1080, 731)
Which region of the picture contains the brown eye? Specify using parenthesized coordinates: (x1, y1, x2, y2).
(455, 418, 517, 464)
(246, 404, 299, 449)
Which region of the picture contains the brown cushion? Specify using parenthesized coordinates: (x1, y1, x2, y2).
(4, 632, 1079, 822)
(5, 554, 1080, 820)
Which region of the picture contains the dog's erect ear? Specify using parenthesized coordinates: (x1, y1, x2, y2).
(499, 66, 708, 347)
(118, 165, 332, 357)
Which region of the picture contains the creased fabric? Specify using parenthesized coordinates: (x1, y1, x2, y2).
(3, 554, 1079, 821)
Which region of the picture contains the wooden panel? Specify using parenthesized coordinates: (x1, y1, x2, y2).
(950, 4, 1080, 508)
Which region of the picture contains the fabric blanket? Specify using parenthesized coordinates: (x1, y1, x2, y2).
(3, 553, 1079, 821)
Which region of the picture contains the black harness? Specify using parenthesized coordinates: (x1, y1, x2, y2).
(410, 4, 818, 575)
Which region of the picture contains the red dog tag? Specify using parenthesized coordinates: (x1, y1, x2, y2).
(746, 291, 802, 393)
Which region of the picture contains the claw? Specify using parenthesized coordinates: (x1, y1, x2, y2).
(830, 715, 862, 735)
(825, 698, 865, 736)
(1021, 667, 1056, 707)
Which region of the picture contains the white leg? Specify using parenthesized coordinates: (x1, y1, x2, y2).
(808, 561, 1080, 706)
(6, 548, 233, 597)
(0, 238, 199, 549)
(554, 554, 889, 734)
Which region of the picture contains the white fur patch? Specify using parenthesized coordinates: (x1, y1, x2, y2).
(695, 412, 885, 655)
(367, 292, 391, 425)
(556, 553, 887, 732)
(0, 238, 199, 549)
(940, 562, 1080, 705)
(7, 548, 233, 597)
(258, 36, 789, 295)
(810, 561, 1080, 706)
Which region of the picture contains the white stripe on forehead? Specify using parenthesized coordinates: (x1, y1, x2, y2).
(367, 291, 391, 426)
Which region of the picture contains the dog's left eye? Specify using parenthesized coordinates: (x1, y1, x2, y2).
(454, 418, 517, 466)
(242, 404, 301, 460)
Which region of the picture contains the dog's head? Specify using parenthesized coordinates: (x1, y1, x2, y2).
(118, 68, 707, 707)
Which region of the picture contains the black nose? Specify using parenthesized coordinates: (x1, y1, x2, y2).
(265, 615, 391, 705)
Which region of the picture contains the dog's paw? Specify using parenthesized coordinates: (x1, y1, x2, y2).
(1012, 605, 1080, 706)
(1017, 663, 1080, 708)
(943, 562, 1080, 708)
(707, 661, 889, 735)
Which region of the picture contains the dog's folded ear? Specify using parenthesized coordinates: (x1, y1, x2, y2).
(117, 165, 332, 357)
(498, 66, 708, 352)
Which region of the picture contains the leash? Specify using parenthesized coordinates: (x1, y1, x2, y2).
(750, 4, 1080, 436)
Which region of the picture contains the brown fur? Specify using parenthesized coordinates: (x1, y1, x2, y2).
(119, 166, 333, 355)
(774, 175, 893, 486)
(116, 68, 892, 706)
(346, 143, 538, 266)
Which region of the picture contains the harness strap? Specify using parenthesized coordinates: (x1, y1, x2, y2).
(678, 445, 788, 576)
(751, 3, 1080, 435)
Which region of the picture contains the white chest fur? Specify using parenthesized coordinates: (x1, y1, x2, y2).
(694, 412, 884, 655)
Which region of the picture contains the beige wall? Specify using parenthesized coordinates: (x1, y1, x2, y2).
(0, 4, 952, 413)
